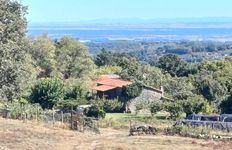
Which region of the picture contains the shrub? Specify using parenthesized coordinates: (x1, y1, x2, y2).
(1, 101, 43, 120)
(150, 102, 164, 116)
(135, 103, 144, 114)
(165, 102, 183, 120)
(220, 94, 232, 113)
(103, 99, 123, 113)
(122, 82, 143, 99)
(57, 99, 88, 110)
(29, 78, 64, 109)
(84, 104, 106, 119)
(84, 99, 123, 118)
(134, 100, 151, 114)
(64, 85, 89, 100)
(180, 96, 214, 116)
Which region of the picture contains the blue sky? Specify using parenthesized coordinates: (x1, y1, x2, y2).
(21, 0, 232, 23)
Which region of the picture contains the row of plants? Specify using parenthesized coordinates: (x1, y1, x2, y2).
(165, 126, 232, 141)
(135, 100, 214, 120)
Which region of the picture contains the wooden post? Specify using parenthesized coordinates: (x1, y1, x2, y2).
(61, 111, 64, 124)
(52, 108, 55, 126)
(71, 105, 73, 129)
(36, 107, 38, 122)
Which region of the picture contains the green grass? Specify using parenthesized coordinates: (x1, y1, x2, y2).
(98, 112, 173, 129)
(105, 111, 169, 119)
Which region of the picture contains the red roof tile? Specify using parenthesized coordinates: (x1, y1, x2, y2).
(92, 85, 116, 92)
(96, 78, 132, 88)
(92, 75, 133, 91)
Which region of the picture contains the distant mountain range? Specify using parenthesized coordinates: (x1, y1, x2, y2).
(28, 17, 232, 42)
(29, 17, 232, 26)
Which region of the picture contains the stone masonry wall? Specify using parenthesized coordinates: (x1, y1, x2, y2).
(128, 87, 163, 113)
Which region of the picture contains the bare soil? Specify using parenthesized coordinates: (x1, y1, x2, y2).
(0, 118, 232, 150)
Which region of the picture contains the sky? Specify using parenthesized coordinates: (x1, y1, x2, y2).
(21, 0, 232, 23)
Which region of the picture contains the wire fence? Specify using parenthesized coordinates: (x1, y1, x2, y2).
(0, 104, 100, 134)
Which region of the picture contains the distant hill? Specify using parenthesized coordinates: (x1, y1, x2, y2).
(29, 17, 232, 27)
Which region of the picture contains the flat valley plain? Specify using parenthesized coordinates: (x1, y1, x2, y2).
(0, 118, 232, 150)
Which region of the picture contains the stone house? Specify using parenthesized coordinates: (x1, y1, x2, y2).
(128, 86, 166, 113)
(91, 75, 132, 99)
(92, 75, 172, 113)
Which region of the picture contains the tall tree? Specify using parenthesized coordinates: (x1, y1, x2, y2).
(0, 0, 27, 44)
(157, 54, 191, 77)
(56, 37, 95, 79)
(30, 35, 57, 78)
(0, 0, 37, 101)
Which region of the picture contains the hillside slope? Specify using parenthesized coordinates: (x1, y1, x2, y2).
(0, 118, 231, 150)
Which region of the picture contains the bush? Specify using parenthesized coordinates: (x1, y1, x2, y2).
(84, 99, 123, 118)
(220, 94, 232, 113)
(29, 78, 64, 109)
(103, 99, 123, 113)
(64, 85, 89, 100)
(84, 104, 106, 119)
(1, 101, 43, 120)
(165, 102, 183, 120)
(180, 96, 214, 116)
(150, 102, 164, 116)
(134, 100, 152, 114)
(57, 99, 88, 110)
(122, 82, 143, 99)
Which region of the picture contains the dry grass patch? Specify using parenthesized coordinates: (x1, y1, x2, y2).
(1, 118, 232, 150)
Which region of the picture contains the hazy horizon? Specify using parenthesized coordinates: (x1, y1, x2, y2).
(22, 0, 232, 23)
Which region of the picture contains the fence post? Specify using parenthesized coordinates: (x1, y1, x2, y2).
(52, 108, 55, 126)
(36, 107, 38, 122)
(71, 106, 73, 129)
(61, 111, 64, 124)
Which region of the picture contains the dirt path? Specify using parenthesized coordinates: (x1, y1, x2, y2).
(0, 118, 232, 150)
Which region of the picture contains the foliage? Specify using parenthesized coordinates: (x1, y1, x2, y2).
(94, 49, 140, 80)
(1, 0, 232, 117)
(157, 54, 193, 77)
(84, 99, 123, 119)
(30, 35, 57, 78)
(88, 41, 232, 63)
(220, 94, 232, 114)
(165, 102, 183, 120)
(103, 99, 123, 113)
(94, 65, 122, 76)
(134, 100, 151, 114)
(136, 64, 164, 88)
(163, 77, 195, 100)
(0, 1, 37, 101)
(29, 78, 64, 109)
(122, 82, 143, 99)
(180, 95, 214, 116)
(94, 49, 117, 66)
(150, 102, 164, 116)
(57, 99, 88, 110)
(64, 85, 89, 100)
(194, 72, 228, 106)
(0, 0, 27, 44)
(56, 37, 95, 79)
(93, 99, 123, 112)
(84, 104, 106, 119)
(1, 101, 43, 120)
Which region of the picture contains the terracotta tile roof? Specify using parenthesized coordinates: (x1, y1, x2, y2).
(92, 85, 116, 92)
(96, 78, 132, 88)
(92, 75, 133, 92)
